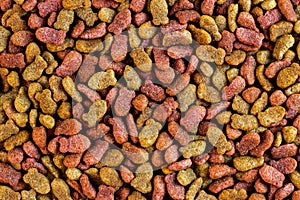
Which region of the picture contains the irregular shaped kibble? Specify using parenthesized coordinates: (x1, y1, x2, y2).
(273, 34, 295, 60)
(201, 0, 216, 16)
(167, 45, 193, 59)
(141, 80, 166, 102)
(265, 58, 291, 79)
(0, 26, 11, 53)
(277, 67, 298, 89)
(80, 174, 97, 199)
(61, 76, 82, 103)
(150, 0, 168, 25)
(270, 157, 297, 174)
(111, 34, 128, 62)
(250, 92, 268, 115)
(168, 121, 191, 146)
(232, 95, 249, 115)
(39, 114, 55, 129)
(251, 130, 274, 157)
(10, 30, 34, 47)
(286, 94, 300, 118)
(51, 178, 72, 200)
(109, 117, 129, 144)
(225, 50, 246, 66)
(243, 87, 262, 104)
(176, 84, 196, 112)
(0, 162, 22, 187)
(74, 7, 97, 27)
(88, 69, 117, 91)
(62, 0, 90, 9)
(113, 87, 135, 117)
(98, 8, 116, 23)
(175, 10, 200, 24)
(152, 175, 166, 200)
(82, 139, 108, 166)
(270, 21, 293, 42)
(227, 3, 238, 32)
(23, 168, 50, 194)
(259, 164, 285, 187)
(122, 142, 149, 164)
(271, 143, 298, 159)
(96, 185, 115, 200)
(131, 162, 153, 193)
(129, 48, 152, 72)
(102, 149, 124, 167)
(222, 76, 246, 100)
(61, 134, 91, 153)
(207, 126, 231, 154)
(108, 9, 131, 35)
(35, 89, 57, 115)
(218, 30, 236, 54)
(257, 106, 286, 127)
(188, 25, 211, 45)
(180, 105, 205, 133)
(278, 0, 297, 22)
(200, 15, 221, 41)
(54, 118, 82, 136)
(56, 51, 82, 77)
(209, 164, 236, 179)
(165, 173, 185, 200)
(208, 177, 234, 194)
(53, 9, 74, 32)
(196, 45, 226, 65)
(236, 132, 260, 155)
(177, 168, 196, 186)
(139, 119, 161, 147)
(36, 27, 66, 46)
(237, 11, 259, 32)
(0, 185, 21, 200)
(236, 27, 264, 48)
(0, 53, 26, 69)
(22, 55, 48, 82)
(82, 100, 107, 127)
(163, 30, 192, 46)
(123, 65, 142, 91)
(13, 86, 30, 113)
(75, 38, 103, 53)
(233, 156, 264, 171)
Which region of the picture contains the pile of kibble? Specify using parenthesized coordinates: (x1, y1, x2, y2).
(0, 0, 300, 199)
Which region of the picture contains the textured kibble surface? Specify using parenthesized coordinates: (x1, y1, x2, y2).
(0, 0, 300, 199)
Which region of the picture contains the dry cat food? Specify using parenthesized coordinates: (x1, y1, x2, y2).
(0, 0, 300, 199)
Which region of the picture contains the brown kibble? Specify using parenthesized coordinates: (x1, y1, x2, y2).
(236, 132, 260, 155)
(165, 173, 185, 199)
(36, 27, 66, 46)
(107, 9, 131, 35)
(259, 164, 285, 187)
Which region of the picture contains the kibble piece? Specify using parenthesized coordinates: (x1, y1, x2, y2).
(207, 126, 231, 154)
(150, 0, 169, 25)
(200, 15, 221, 41)
(88, 69, 117, 91)
(98, 8, 116, 23)
(62, 76, 82, 102)
(162, 30, 193, 46)
(0, 186, 21, 200)
(180, 140, 206, 158)
(188, 25, 212, 45)
(177, 84, 196, 112)
(35, 89, 57, 115)
(232, 95, 250, 115)
(100, 167, 123, 189)
(54, 9, 74, 32)
(0, 26, 11, 53)
(277, 67, 298, 89)
(282, 126, 297, 143)
(51, 178, 72, 200)
(257, 106, 286, 127)
(7, 71, 20, 88)
(62, 0, 90, 10)
(23, 168, 51, 194)
(231, 114, 258, 131)
(270, 21, 293, 42)
(233, 156, 264, 171)
(130, 48, 152, 72)
(196, 45, 226, 65)
(101, 149, 124, 167)
(273, 34, 295, 60)
(177, 168, 197, 186)
(82, 100, 107, 127)
(14, 86, 31, 113)
(228, 4, 238, 32)
(22, 55, 48, 81)
(250, 92, 268, 115)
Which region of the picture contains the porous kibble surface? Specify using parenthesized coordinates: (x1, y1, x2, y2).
(0, 0, 300, 199)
